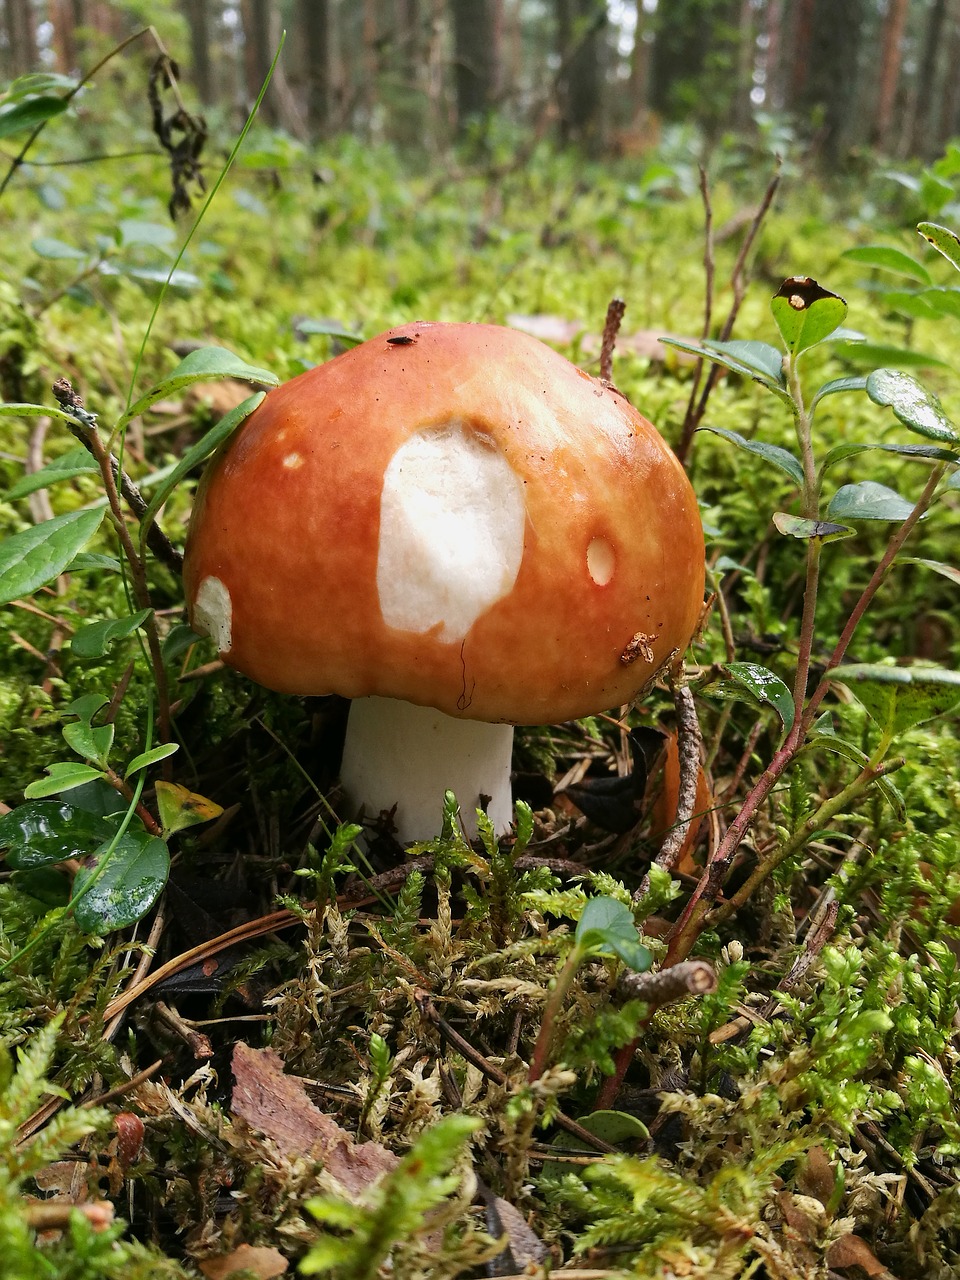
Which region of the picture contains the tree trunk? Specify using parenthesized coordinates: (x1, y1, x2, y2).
(795, 0, 866, 161)
(627, 0, 651, 123)
(872, 0, 909, 151)
(300, 0, 332, 136)
(450, 0, 500, 131)
(5, 0, 39, 76)
(182, 0, 214, 106)
(555, 0, 606, 144)
(938, 0, 960, 148)
(909, 0, 948, 155)
(50, 0, 78, 74)
(241, 0, 278, 124)
(648, 0, 739, 135)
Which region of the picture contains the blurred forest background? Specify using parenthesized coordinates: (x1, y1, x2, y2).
(0, 0, 954, 164)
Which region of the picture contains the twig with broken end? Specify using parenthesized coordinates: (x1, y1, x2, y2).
(618, 959, 717, 1008)
(654, 680, 702, 873)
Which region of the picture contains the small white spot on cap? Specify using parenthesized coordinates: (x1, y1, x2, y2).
(283, 452, 304, 470)
(194, 576, 233, 653)
(587, 536, 615, 586)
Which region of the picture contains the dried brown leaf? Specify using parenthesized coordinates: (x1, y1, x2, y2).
(199, 1243, 289, 1279)
(231, 1043, 398, 1197)
(826, 1232, 895, 1277)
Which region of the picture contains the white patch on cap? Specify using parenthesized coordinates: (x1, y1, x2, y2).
(283, 452, 304, 469)
(194, 576, 233, 653)
(587, 536, 615, 586)
(377, 422, 525, 643)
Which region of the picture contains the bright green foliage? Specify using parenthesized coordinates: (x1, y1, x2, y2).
(300, 1115, 486, 1278)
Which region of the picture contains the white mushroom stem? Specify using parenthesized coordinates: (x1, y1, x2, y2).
(339, 696, 514, 843)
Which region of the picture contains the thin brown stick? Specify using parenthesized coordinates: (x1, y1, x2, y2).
(599, 298, 627, 383)
(618, 960, 716, 1007)
(654, 682, 703, 872)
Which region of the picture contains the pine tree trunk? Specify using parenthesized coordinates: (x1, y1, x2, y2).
(795, 0, 866, 160)
(300, 0, 332, 136)
(555, 0, 606, 144)
(450, 0, 500, 131)
(182, 0, 214, 106)
(5, 0, 39, 77)
(909, 0, 948, 155)
(873, 0, 909, 151)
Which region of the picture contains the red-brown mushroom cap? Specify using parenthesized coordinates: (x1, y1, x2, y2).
(183, 321, 704, 725)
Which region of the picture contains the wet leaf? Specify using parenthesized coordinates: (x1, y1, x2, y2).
(124, 743, 179, 779)
(72, 832, 169, 933)
(0, 800, 116, 869)
(62, 719, 114, 769)
(866, 369, 959, 442)
(810, 375, 868, 409)
(715, 661, 795, 729)
(827, 481, 917, 522)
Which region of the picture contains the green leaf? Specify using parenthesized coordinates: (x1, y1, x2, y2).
(126, 347, 277, 420)
(66, 552, 121, 573)
(31, 236, 87, 261)
(919, 287, 960, 320)
(819, 441, 957, 473)
(62, 720, 114, 770)
(866, 368, 959, 443)
(772, 512, 856, 542)
(72, 833, 169, 934)
(118, 220, 176, 251)
(832, 664, 960, 736)
(659, 337, 788, 396)
(918, 221, 960, 274)
(826, 481, 917, 522)
(899, 557, 960, 587)
(575, 897, 652, 973)
(124, 743, 179, 779)
(0, 95, 68, 140)
(771, 277, 848, 356)
(829, 341, 949, 370)
(5, 447, 98, 499)
(71, 609, 153, 659)
(65, 692, 109, 723)
(799, 735, 905, 820)
(715, 661, 795, 729)
(297, 317, 364, 343)
(810, 375, 869, 409)
(138, 392, 265, 552)
(700, 426, 803, 485)
(705, 340, 786, 385)
(155, 781, 224, 834)
(0, 507, 105, 605)
(841, 245, 932, 283)
(0, 801, 117, 869)
(24, 762, 106, 798)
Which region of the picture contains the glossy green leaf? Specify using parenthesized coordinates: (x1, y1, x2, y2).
(0, 95, 68, 139)
(125, 743, 179, 779)
(918, 221, 960, 273)
(72, 832, 169, 934)
(772, 512, 856, 542)
(65, 693, 109, 723)
(841, 245, 931, 283)
(126, 347, 277, 421)
(0, 801, 117, 869)
(715, 661, 795, 729)
(898, 557, 960, 587)
(71, 609, 153, 659)
(576, 897, 652, 973)
(5, 447, 98, 499)
(827, 481, 917, 522)
(24, 762, 106, 798)
(771, 277, 848, 355)
(832, 664, 960, 736)
(138, 392, 265, 552)
(705, 339, 786, 384)
(0, 507, 105, 605)
(700, 427, 803, 485)
(66, 552, 121, 573)
(866, 369, 959, 443)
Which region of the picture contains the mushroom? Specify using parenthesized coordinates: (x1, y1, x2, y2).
(183, 321, 704, 842)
